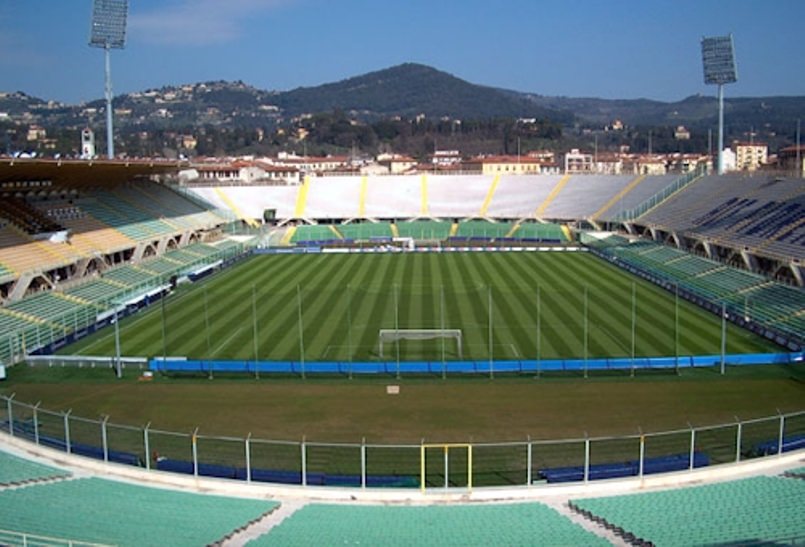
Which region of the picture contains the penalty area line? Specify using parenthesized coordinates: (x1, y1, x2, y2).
(210, 326, 245, 359)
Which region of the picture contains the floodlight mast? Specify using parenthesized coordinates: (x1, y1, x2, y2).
(701, 35, 738, 175)
(89, 0, 128, 159)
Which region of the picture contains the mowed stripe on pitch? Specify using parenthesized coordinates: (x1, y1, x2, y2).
(59, 252, 779, 361)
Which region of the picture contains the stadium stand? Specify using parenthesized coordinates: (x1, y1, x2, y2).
(364, 176, 423, 218)
(477, 174, 502, 217)
(485, 175, 559, 218)
(589, 235, 805, 343)
(126, 183, 225, 229)
(0, 197, 63, 235)
(396, 219, 452, 240)
(0, 181, 228, 303)
(0, 261, 12, 280)
(0, 448, 70, 485)
(570, 475, 805, 546)
(0, 225, 80, 274)
(0, 477, 277, 546)
(0, 240, 246, 364)
(291, 224, 341, 244)
(303, 177, 362, 219)
(188, 174, 701, 225)
(637, 174, 805, 260)
(428, 175, 490, 217)
(9, 292, 95, 328)
(192, 185, 298, 220)
(338, 221, 393, 240)
(543, 175, 633, 219)
(52, 212, 135, 255)
(454, 219, 511, 239)
(253, 502, 607, 546)
(65, 279, 124, 303)
(514, 221, 568, 242)
(594, 174, 679, 221)
(101, 265, 155, 287)
(78, 193, 176, 241)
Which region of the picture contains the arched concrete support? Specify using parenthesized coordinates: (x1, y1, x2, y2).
(667, 232, 682, 249)
(740, 249, 758, 271)
(790, 263, 803, 287)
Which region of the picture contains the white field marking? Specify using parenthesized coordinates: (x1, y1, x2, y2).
(210, 326, 244, 358)
(76, 309, 161, 355)
(594, 318, 631, 356)
(71, 288, 206, 355)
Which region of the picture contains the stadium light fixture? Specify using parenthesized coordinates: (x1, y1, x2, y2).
(701, 35, 738, 175)
(89, 0, 128, 159)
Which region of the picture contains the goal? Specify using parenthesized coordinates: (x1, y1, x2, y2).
(378, 329, 463, 359)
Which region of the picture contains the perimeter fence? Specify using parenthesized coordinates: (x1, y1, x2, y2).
(2, 395, 803, 490)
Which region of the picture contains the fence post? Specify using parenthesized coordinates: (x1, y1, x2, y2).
(638, 433, 645, 479)
(526, 436, 532, 486)
(5, 393, 14, 436)
(689, 424, 696, 471)
(420, 438, 425, 493)
(64, 409, 72, 454)
(101, 415, 109, 462)
(778, 412, 785, 456)
(192, 428, 199, 478)
(143, 422, 151, 471)
(735, 417, 742, 463)
(583, 435, 590, 484)
(360, 438, 366, 489)
(443, 445, 449, 489)
(301, 437, 307, 487)
(245, 433, 252, 483)
(33, 402, 41, 445)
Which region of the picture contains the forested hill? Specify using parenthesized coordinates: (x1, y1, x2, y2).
(273, 63, 572, 121)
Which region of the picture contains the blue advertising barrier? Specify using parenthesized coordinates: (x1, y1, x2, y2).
(150, 352, 803, 375)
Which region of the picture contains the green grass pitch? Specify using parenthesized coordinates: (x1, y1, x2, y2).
(62, 252, 779, 362)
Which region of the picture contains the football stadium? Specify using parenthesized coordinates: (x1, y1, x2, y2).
(1, 2, 804, 544)
(0, 157, 804, 544)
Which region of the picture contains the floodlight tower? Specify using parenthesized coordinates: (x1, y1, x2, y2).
(701, 35, 738, 175)
(89, 0, 128, 159)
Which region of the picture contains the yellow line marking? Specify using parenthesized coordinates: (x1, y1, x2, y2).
(358, 176, 368, 217)
(534, 174, 571, 217)
(420, 174, 429, 217)
(591, 175, 647, 220)
(479, 174, 502, 217)
(280, 226, 297, 246)
(214, 187, 259, 228)
(294, 176, 312, 218)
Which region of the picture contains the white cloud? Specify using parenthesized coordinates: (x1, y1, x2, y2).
(129, 0, 290, 46)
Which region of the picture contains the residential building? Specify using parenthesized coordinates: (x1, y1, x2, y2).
(465, 155, 553, 175)
(734, 142, 768, 171)
(564, 149, 594, 174)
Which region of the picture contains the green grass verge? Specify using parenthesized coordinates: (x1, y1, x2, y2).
(3, 363, 804, 443)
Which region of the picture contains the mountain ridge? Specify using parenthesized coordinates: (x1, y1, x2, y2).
(2, 62, 803, 134)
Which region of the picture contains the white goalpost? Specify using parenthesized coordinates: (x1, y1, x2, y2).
(378, 329, 463, 359)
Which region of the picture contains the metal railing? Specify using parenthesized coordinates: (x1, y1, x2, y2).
(0, 528, 113, 547)
(2, 395, 802, 490)
(613, 165, 707, 222)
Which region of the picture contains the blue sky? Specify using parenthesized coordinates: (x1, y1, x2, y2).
(0, 0, 803, 104)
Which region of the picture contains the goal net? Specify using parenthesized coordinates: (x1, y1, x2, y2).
(378, 329, 462, 359)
